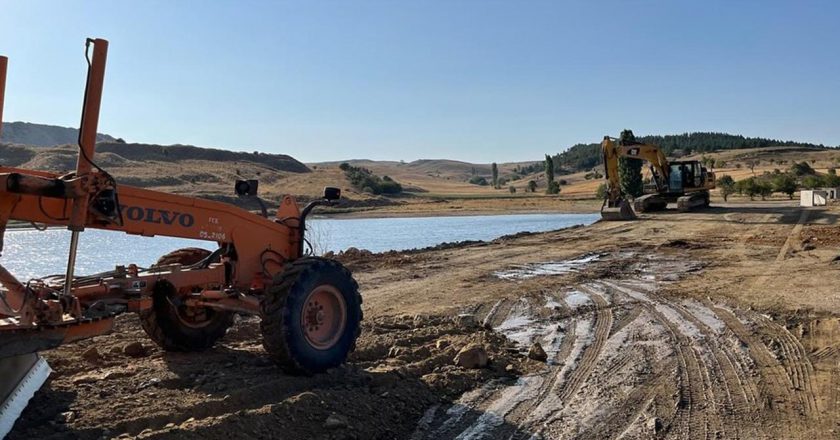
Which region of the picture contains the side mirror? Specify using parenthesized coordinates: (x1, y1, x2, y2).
(235, 179, 259, 196)
(323, 186, 341, 201)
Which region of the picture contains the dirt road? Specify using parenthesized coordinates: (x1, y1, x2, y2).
(9, 201, 840, 439)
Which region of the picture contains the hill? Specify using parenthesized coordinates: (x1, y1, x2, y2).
(0, 121, 117, 146)
(0, 142, 312, 206)
(553, 132, 832, 173)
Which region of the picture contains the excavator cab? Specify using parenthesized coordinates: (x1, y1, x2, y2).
(668, 160, 712, 192)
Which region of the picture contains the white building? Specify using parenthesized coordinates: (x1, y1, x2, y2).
(800, 190, 828, 207)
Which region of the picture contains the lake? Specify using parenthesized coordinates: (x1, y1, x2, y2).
(1, 213, 598, 280)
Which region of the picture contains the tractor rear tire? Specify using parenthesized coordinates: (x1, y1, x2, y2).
(139, 248, 234, 352)
(260, 257, 362, 375)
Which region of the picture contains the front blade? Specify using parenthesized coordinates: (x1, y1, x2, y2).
(0, 353, 51, 438)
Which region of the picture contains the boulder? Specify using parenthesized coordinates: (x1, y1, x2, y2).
(528, 342, 548, 362)
(81, 346, 101, 363)
(454, 314, 478, 328)
(324, 413, 348, 430)
(123, 342, 147, 358)
(454, 343, 488, 369)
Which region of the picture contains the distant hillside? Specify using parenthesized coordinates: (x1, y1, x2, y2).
(552, 132, 831, 173)
(0, 121, 117, 146)
(0, 142, 309, 174)
(96, 142, 310, 173)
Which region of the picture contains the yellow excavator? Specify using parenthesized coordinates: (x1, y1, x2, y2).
(600, 131, 715, 220)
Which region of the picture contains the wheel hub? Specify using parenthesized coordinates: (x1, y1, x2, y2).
(300, 285, 347, 350)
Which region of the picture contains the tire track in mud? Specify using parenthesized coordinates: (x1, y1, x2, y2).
(603, 281, 718, 440)
(663, 299, 764, 439)
(554, 286, 612, 404)
(418, 295, 574, 439)
(418, 287, 614, 440)
(709, 305, 808, 438)
(608, 304, 643, 338)
(527, 286, 613, 439)
(751, 314, 820, 417)
(414, 248, 825, 440)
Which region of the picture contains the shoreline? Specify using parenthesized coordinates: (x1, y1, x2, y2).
(7, 207, 602, 230)
(312, 207, 600, 220)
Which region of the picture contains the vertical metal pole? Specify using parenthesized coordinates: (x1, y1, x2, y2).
(62, 231, 80, 296)
(64, 39, 108, 296)
(0, 55, 7, 139)
(69, 38, 108, 231)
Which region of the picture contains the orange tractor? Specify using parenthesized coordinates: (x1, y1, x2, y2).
(0, 39, 363, 377)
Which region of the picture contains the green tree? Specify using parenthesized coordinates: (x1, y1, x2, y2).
(822, 173, 840, 187)
(509, 185, 516, 194)
(802, 175, 822, 189)
(544, 155, 555, 189)
(756, 180, 774, 200)
(717, 175, 736, 201)
(546, 181, 561, 195)
(491, 162, 499, 189)
(618, 157, 644, 198)
(736, 177, 759, 200)
(772, 173, 797, 199)
(617, 130, 643, 198)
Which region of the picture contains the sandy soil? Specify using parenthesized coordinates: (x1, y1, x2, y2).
(9, 200, 840, 439)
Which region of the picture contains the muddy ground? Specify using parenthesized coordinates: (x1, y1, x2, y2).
(9, 201, 840, 439)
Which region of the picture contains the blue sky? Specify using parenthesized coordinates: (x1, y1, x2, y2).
(1, 1, 839, 163)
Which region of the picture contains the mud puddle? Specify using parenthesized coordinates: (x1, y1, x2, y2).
(493, 254, 601, 280)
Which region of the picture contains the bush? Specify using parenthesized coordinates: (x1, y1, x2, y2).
(527, 180, 537, 192)
(509, 186, 516, 194)
(790, 161, 815, 176)
(546, 181, 561, 195)
(595, 183, 607, 199)
(469, 175, 489, 186)
(342, 164, 402, 195)
(558, 179, 568, 185)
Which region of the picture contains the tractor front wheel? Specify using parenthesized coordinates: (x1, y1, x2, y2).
(139, 248, 234, 351)
(260, 257, 362, 374)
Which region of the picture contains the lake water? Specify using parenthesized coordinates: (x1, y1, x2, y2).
(1, 213, 598, 281)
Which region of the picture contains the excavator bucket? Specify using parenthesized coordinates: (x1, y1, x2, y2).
(600, 199, 636, 221)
